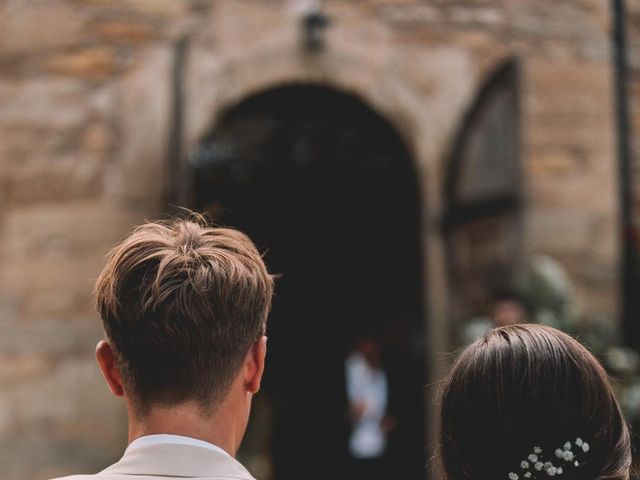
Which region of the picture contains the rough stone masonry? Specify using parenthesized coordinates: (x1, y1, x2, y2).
(0, 1, 637, 479)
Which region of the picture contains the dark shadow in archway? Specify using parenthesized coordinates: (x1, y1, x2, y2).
(189, 85, 426, 480)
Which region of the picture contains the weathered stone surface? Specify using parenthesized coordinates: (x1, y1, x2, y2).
(95, 21, 158, 43)
(45, 47, 119, 78)
(0, 355, 127, 479)
(0, 201, 146, 322)
(0, 0, 89, 57)
(5, 154, 103, 204)
(0, 78, 90, 129)
(0, 0, 631, 478)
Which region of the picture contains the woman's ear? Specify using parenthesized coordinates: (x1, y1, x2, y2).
(95, 340, 125, 397)
(244, 336, 267, 394)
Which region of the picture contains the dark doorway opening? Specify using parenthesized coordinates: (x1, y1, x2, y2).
(189, 85, 426, 480)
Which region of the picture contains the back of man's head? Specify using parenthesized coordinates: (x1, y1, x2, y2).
(94, 215, 274, 415)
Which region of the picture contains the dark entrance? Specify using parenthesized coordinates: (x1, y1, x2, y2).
(189, 85, 426, 480)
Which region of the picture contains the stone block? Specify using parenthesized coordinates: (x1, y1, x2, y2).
(119, 0, 190, 17)
(0, 201, 142, 261)
(448, 6, 506, 27)
(0, 0, 88, 57)
(5, 154, 104, 204)
(528, 209, 589, 253)
(377, 4, 444, 28)
(0, 201, 146, 321)
(510, 2, 605, 41)
(524, 60, 615, 150)
(0, 356, 127, 480)
(45, 47, 119, 78)
(0, 78, 90, 129)
(527, 147, 586, 177)
(95, 21, 157, 43)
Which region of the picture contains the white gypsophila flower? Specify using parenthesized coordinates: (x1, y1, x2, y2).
(533, 446, 542, 454)
(574, 461, 580, 467)
(520, 461, 529, 469)
(555, 448, 563, 458)
(575, 438, 583, 447)
(544, 462, 553, 469)
(561, 451, 574, 462)
(528, 454, 538, 463)
(547, 466, 557, 476)
(563, 442, 571, 451)
(557, 467, 563, 475)
(535, 462, 543, 471)
(524, 473, 532, 479)
(509, 472, 519, 480)
(582, 442, 590, 453)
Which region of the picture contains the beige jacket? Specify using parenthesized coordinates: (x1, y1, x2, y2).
(51, 442, 257, 480)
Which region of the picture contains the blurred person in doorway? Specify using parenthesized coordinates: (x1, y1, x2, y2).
(490, 289, 530, 327)
(461, 289, 530, 345)
(345, 333, 395, 480)
(51, 214, 274, 480)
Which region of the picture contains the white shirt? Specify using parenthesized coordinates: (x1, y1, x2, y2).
(127, 434, 233, 459)
(345, 352, 389, 459)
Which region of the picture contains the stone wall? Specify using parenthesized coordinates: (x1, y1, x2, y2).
(0, 1, 623, 478)
(0, 1, 212, 478)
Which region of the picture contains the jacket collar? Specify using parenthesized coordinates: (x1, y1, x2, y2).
(100, 442, 256, 479)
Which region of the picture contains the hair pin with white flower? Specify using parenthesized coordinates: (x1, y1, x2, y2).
(507, 438, 590, 479)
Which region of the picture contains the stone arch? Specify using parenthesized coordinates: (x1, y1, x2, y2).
(183, 46, 431, 173)
(179, 42, 460, 388)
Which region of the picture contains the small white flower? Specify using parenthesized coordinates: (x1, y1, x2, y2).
(555, 448, 563, 458)
(557, 467, 563, 475)
(574, 460, 580, 467)
(563, 441, 572, 451)
(524, 473, 532, 479)
(534, 462, 543, 471)
(561, 450, 574, 462)
(520, 461, 529, 469)
(528, 454, 538, 463)
(575, 438, 583, 447)
(547, 466, 557, 476)
(581, 442, 590, 453)
(508, 473, 519, 480)
(533, 446, 542, 454)
(544, 462, 553, 469)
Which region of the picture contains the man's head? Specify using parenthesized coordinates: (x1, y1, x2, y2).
(93, 215, 274, 420)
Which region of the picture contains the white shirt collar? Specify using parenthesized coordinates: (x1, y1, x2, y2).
(127, 434, 233, 459)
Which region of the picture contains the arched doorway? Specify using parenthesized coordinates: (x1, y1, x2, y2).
(188, 85, 426, 480)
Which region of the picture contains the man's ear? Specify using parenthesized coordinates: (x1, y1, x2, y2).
(96, 340, 125, 397)
(244, 336, 267, 394)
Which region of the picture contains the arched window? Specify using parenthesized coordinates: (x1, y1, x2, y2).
(443, 58, 524, 327)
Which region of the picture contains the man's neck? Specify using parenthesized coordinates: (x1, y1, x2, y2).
(126, 401, 241, 457)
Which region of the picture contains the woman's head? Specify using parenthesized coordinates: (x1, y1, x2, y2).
(438, 324, 631, 480)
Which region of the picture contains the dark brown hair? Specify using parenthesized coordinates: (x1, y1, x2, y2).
(94, 214, 274, 414)
(438, 324, 631, 480)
